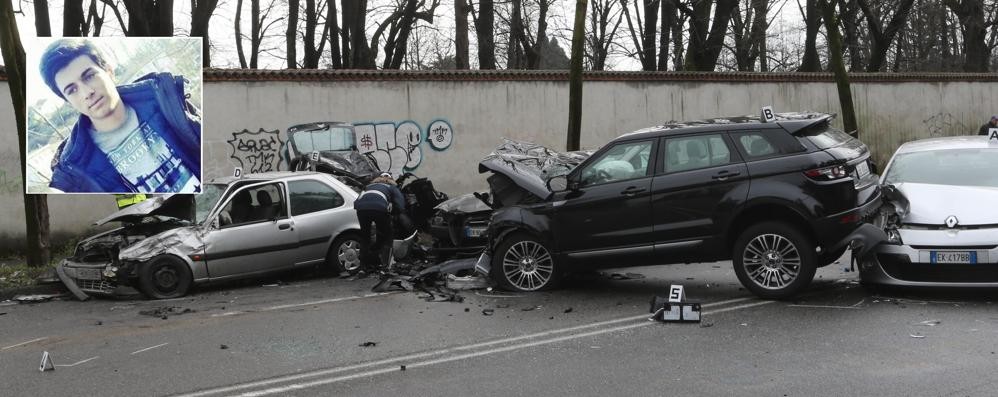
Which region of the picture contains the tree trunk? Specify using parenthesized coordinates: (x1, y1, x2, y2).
(856, 0, 916, 72)
(191, 0, 219, 67)
(328, 0, 341, 68)
(123, 0, 174, 36)
(303, 0, 319, 68)
(34, 0, 52, 36)
(799, 0, 822, 71)
(819, 0, 858, 137)
(751, 0, 768, 71)
(287, 0, 299, 68)
(476, 0, 496, 69)
(688, 0, 737, 71)
(346, 0, 373, 68)
(235, 0, 247, 68)
(641, 0, 660, 71)
(1, 0, 51, 267)
(945, 0, 989, 72)
(658, 0, 675, 70)
(64, 0, 85, 36)
(509, 0, 526, 68)
(250, 0, 260, 68)
(455, 0, 469, 69)
(568, 0, 588, 151)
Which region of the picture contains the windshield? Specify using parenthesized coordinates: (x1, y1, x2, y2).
(195, 184, 226, 224)
(800, 125, 854, 149)
(291, 126, 355, 153)
(884, 148, 998, 187)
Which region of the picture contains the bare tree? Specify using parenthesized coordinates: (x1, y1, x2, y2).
(621, 0, 661, 70)
(506, 0, 553, 69)
(568, 0, 588, 151)
(122, 0, 174, 36)
(470, 0, 497, 68)
(855, 0, 916, 71)
(456, 0, 470, 68)
(798, 0, 822, 71)
(64, 0, 86, 36)
(819, 0, 858, 136)
(680, 0, 738, 71)
(731, 0, 772, 71)
(586, 0, 623, 70)
(191, 0, 219, 67)
(302, 0, 332, 68)
(235, 0, 247, 67)
(34, 0, 52, 36)
(287, 0, 299, 68)
(341, 0, 374, 68)
(371, 0, 441, 69)
(328, 0, 341, 68)
(945, 0, 990, 72)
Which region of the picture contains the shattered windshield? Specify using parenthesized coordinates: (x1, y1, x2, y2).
(195, 184, 226, 224)
(885, 148, 998, 187)
(291, 125, 355, 153)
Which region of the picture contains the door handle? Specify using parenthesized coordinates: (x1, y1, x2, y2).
(620, 187, 647, 196)
(711, 171, 741, 181)
(278, 222, 292, 230)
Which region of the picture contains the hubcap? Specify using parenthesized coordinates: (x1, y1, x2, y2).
(153, 266, 179, 290)
(742, 234, 801, 290)
(502, 240, 554, 291)
(338, 240, 361, 271)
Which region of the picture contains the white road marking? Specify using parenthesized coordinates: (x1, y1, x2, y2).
(55, 356, 100, 367)
(234, 300, 777, 397)
(131, 343, 170, 355)
(173, 296, 759, 397)
(787, 304, 862, 310)
(262, 293, 393, 312)
(2, 337, 48, 350)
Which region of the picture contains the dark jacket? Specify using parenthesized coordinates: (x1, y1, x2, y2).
(979, 123, 997, 136)
(354, 183, 406, 214)
(49, 72, 201, 192)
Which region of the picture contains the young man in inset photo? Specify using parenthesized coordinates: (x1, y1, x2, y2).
(40, 39, 202, 193)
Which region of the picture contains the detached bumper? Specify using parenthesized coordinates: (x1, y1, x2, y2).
(57, 259, 118, 300)
(860, 244, 998, 287)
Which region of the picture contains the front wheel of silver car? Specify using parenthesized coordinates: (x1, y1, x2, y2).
(732, 222, 817, 300)
(137, 255, 194, 299)
(491, 232, 560, 292)
(328, 233, 363, 273)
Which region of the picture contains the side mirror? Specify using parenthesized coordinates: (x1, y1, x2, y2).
(547, 175, 570, 192)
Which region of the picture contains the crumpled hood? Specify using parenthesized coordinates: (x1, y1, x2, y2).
(94, 195, 194, 226)
(435, 192, 492, 214)
(477, 139, 593, 201)
(896, 183, 998, 225)
(316, 150, 379, 179)
(118, 226, 204, 262)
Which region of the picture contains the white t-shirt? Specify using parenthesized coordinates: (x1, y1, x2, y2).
(90, 105, 200, 193)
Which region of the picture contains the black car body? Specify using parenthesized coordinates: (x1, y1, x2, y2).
(480, 112, 882, 298)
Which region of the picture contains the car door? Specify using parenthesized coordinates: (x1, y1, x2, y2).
(287, 178, 352, 266)
(553, 139, 656, 263)
(202, 181, 298, 279)
(650, 133, 749, 258)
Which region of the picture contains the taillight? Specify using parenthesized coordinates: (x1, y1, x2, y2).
(804, 164, 849, 181)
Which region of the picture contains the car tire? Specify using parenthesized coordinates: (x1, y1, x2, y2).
(328, 233, 363, 273)
(491, 232, 560, 292)
(732, 222, 817, 300)
(137, 255, 194, 299)
(818, 246, 848, 268)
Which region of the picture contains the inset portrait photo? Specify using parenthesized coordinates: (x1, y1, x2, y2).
(25, 37, 203, 194)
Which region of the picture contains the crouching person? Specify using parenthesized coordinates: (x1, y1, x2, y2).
(353, 173, 407, 276)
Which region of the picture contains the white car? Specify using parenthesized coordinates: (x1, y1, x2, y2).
(860, 136, 998, 287)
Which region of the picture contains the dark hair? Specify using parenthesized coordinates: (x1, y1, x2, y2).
(39, 39, 111, 100)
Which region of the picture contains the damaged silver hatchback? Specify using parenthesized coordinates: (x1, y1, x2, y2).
(58, 172, 362, 299)
(862, 136, 998, 286)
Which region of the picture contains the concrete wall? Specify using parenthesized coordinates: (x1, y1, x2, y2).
(2, 72, 996, 246)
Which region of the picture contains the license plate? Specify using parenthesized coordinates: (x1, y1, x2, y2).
(75, 268, 103, 280)
(854, 161, 870, 178)
(465, 226, 487, 238)
(931, 251, 977, 264)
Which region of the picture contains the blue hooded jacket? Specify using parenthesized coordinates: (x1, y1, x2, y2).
(49, 72, 201, 193)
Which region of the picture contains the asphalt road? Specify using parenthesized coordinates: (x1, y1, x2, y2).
(2, 257, 996, 397)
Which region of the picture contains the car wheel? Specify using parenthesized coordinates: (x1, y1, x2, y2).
(491, 232, 560, 292)
(732, 222, 817, 299)
(818, 246, 848, 268)
(137, 255, 193, 299)
(328, 233, 362, 273)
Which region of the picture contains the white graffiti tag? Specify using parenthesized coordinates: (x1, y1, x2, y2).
(354, 121, 423, 176)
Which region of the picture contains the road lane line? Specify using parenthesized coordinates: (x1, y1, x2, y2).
(174, 296, 759, 397)
(2, 337, 48, 350)
(55, 356, 100, 367)
(262, 293, 393, 311)
(131, 343, 170, 355)
(234, 300, 778, 397)
(787, 304, 862, 310)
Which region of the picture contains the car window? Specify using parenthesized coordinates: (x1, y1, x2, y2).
(218, 183, 287, 226)
(884, 148, 998, 187)
(289, 179, 345, 216)
(664, 134, 732, 173)
(578, 140, 653, 187)
(731, 130, 806, 159)
(291, 126, 355, 154)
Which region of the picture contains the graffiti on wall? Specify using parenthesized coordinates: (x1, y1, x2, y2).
(922, 113, 971, 137)
(227, 129, 286, 173)
(353, 119, 455, 176)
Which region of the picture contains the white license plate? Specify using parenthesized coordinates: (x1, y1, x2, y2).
(854, 161, 870, 178)
(465, 226, 487, 238)
(75, 268, 103, 280)
(931, 251, 977, 264)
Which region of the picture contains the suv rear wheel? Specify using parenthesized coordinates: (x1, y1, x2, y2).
(491, 232, 560, 292)
(732, 222, 817, 299)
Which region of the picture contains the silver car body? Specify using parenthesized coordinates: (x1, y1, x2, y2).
(861, 136, 998, 287)
(60, 172, 361, 296)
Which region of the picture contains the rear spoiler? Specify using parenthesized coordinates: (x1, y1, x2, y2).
(780, 113, 836, 136)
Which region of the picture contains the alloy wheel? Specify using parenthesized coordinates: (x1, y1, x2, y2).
(741, 233, 801, 290)
(501, 240, 554, 291)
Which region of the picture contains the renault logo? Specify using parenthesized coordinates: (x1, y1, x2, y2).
(945, 216, 959, 228)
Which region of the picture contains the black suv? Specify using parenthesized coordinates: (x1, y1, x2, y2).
(479, 112, 882, 299)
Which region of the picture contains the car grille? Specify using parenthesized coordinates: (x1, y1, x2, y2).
(878, 254, 998, 283)
(75, 278, 116, 294)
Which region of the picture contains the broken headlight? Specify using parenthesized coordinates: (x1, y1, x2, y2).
(875, 203, 904, 245)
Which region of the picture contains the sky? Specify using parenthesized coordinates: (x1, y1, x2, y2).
(3, 0, 806, 70)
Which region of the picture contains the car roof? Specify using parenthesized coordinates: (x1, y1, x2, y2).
(895, 136, 998, 154)
(617, 112, 833, 141)
(208, 171, 336, 186)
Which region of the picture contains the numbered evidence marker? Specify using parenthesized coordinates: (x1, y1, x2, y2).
(648, 285, 701, 323)
(39, 351, 55, 372)
(233, 167, 243, 178)
(309, 151, 320, 170)
(989, 128, 998, 144)
(760, 106, 776, 123)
